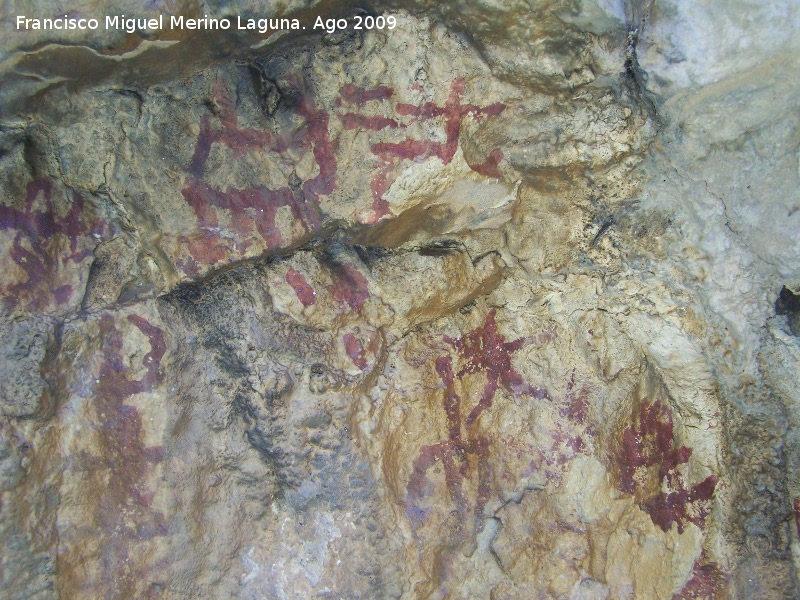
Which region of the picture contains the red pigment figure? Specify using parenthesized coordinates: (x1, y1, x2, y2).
(336, 79, 506, 223)
(343, 332, 368, 370)
(330, 263, 370, 311)
(343, 328, 380, 372)
(89, 314, 167, 596)
(406, 310, 546, 539)
(285, 268, 316, 307)
(794, 498, 800, 537)
(617, 399, 718, 533)
(0, 179, 105, 312)
(445, 309, 547, 425)
(673, 557, 728, 599)
(180, 79, 335, 275)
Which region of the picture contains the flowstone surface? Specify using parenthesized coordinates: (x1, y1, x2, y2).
(1, 1, 798, 598)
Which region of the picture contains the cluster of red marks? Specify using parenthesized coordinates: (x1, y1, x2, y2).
(284, 260, 373, 370)
(336, 79, 507, 223)
(180, 79, 336, 275)
(544, 369, 593, 460)
(285, 268, 316, 306)
(509, 369, 592, 487)
(0, 179, 106, 312)
(407, 310, 544, 538)
(674, 559, 728, 599)
(89, 314, 167, 596)
(617, 399, 718, 533)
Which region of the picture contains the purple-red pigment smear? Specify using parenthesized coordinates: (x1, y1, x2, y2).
(336, 84, 394, 106)
(795, 498, 800, 537)
(343, 333, 367, 370)
(467, 148, 505, 179)
(673, 559, 727, 599)
(447, 309, 547, 425)
(331, 263, 369, 310)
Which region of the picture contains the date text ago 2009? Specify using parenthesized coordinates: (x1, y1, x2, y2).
(313, 14, 397, 34)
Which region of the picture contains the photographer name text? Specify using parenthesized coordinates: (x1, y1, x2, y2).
(15, 14, 398, 35)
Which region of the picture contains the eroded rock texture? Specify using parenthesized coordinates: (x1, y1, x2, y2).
(1, 1, 799, 598)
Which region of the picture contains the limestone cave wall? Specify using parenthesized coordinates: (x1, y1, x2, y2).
(0, 1, 799, 598)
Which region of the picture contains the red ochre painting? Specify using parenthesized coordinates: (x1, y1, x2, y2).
(179, 77, 507, 274)
(0, 178, 110, 314)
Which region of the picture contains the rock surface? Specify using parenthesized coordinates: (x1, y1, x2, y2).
(0, 1, 798, 598)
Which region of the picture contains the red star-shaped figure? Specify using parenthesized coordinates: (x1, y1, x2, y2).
(447, 309, 547, 426)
